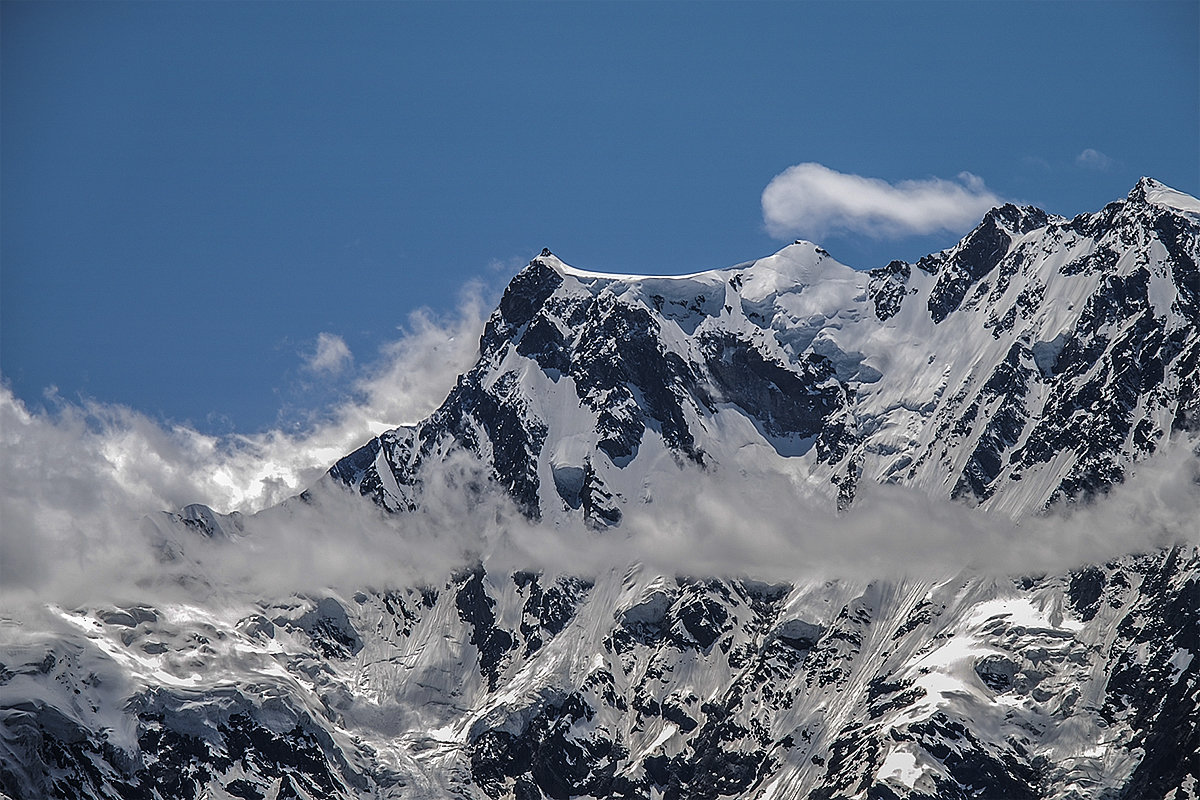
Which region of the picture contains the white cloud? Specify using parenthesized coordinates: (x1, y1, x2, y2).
(304, 332, 353, 375)
(487, 254, 533, 274)
(761, 163, 1005, 240)
(1076, 148, 1114, 171)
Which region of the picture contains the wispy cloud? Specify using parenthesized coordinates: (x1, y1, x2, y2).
(1076, 148, 1114, 171)
(761, 163, 1005, 240)
(303, 332, 353, 375)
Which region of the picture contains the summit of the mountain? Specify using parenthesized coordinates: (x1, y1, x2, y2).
(533, 239, 850, 294)
(1130, 176, 1200, 215)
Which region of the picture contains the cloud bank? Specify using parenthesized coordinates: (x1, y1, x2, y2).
(761, 163, 1005, 239)
(5, 430, 1197, 609)
(3, 342, 1197, 609)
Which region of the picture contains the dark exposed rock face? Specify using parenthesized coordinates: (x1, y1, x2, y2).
(868, 260, 913, 321)
(700, 332, 845, 442)
(456, 566, 518, 691)
(279, 597, 363, 660)
(1008, 263, 1175, 505)
(922, 204, 1050, 324)
(569, 294, 706, 466)
(950, 342, 1037, 503)
(1101, 547, 1200, 800)
(1, 687, 370, 800)
(468, 693, 629, 800)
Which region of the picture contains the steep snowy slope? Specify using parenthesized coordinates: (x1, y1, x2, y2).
(2, 180, 1197, 800)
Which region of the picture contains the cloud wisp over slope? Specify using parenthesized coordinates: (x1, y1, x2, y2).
(3, 412, 1196, 608)
(761, 163, 1005, 240)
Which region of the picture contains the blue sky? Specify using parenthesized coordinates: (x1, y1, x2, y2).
(3, 1, 1197, 436)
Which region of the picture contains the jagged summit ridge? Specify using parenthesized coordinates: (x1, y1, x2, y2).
(330, 180, 1199, 520)
(536, 239, 850, 288)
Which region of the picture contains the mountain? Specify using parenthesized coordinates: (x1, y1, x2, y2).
(328, 178, 1198, 520)
(2, 179, 1198, 800)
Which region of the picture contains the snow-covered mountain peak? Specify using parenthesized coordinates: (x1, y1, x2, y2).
(733, 241, 858, 300)
(916, 201, 1055, 279)
(530, 248, 581, 278)
(535, 249, 724, 285)
(531, 240, 852, 293)
(1130, 176, 1200, 216)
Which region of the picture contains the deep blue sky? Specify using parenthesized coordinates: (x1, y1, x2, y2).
(3, 1, 1197, 434)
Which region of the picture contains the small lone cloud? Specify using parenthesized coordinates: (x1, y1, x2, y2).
(761, 163, 1004, 240)
(1076, 148, 1114, 171)
(304, 332, 353, 375)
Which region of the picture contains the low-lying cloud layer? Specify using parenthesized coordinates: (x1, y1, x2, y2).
(761, 163, 1005, 240)
(3, 421, 1197, 610)
(3, 288, 1197, 609)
